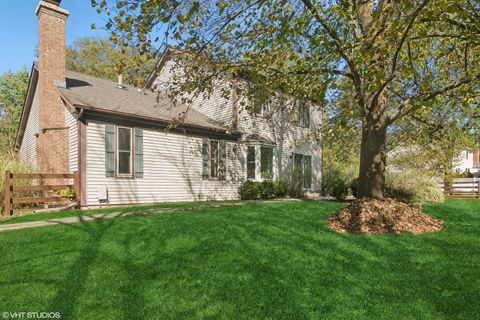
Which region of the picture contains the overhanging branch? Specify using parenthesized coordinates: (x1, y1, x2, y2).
(372, 0, 431, 104)
(387, 72, 479, 124)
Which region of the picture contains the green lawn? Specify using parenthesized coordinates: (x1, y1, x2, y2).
(0, 199, 479, 319)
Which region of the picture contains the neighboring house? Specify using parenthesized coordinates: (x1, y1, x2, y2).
(388, 145, 480, 176)
(453, 149, 480, 175)
(14, 0, 323, 208)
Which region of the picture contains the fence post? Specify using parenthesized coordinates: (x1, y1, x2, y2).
(4, 171, 12, 216)
(477, 180, 480, 199)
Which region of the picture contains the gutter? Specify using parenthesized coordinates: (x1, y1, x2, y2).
(57, 90, 241, 139)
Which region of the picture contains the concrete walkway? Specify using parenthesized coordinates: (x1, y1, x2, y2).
(0, 202, 248, 233)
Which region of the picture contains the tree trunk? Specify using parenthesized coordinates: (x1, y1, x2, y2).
(354, 0, 390, 198)
(357, 107, 388, 198)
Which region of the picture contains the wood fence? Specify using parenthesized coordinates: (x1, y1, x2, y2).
(4, 171, 79, 216)
(438, 178, 480, 198)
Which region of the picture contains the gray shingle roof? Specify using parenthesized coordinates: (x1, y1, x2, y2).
(58, 70, 229, 133)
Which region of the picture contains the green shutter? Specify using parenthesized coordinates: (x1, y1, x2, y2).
(219, 141, 227, 180)
(202, 138, 209, 180)
(105, 124, 115, 177)
(135, 128, 144, 178)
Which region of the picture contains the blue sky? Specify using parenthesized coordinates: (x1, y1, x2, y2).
(0, 0, 109, 74)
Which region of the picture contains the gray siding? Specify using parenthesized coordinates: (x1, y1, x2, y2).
(19, 87, 39, 170)
(86, 121, 243, 206)
(154, 60, 323, 191)
(237, 101, 323, 191)
(65, 108, 78, 172)
(153, 60, 234, 126)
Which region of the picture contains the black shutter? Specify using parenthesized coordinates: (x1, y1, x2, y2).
(219, 140, 227, 180)
(134, 128, 144, 178)
(105, 124, 115, 177)
(202, 138, 209, 180)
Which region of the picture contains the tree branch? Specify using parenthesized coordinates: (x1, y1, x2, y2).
(372, 0, 431, 103)
(300, 0, 367, 115)
(387, 72, 479, 124)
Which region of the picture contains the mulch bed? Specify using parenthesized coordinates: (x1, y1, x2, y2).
(328, 198, 443, 234)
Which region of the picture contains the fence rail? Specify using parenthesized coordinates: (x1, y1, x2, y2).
(438, 178, 480, 198)
(4, 171, 78, 216)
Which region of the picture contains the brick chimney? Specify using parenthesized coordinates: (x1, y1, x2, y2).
(35, 0, 69, 172)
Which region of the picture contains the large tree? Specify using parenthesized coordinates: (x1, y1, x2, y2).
(95, 0, 479, 198)
(0, 68, 29, 153)
(67, 37, 156, 87)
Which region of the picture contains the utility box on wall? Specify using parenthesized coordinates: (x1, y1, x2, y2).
(97, 186, 108, 202)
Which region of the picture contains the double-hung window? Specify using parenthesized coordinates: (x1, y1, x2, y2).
(247, 146, 256, 179)
(293, 153, 312, 188)
(202, 138, 226, 180)
(247, 145, 274, 180)
(297, 101, 310, 128)
(117, 127, 133, 176)
(261, 146, 274, 179)
(252, 96, 272, 116)
(105, 124, 143, 178)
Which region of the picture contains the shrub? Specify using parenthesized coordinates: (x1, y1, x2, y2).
(385, 170, 444, 208)
(323, 164, 356, 201)
(239, 178, 298, 200)
(238, 180, 261, 200)
(57, 187, 76, 201)
(0, 152, 31, 215)
(273, 180, 288, 198)
(260, 180, 275, 199)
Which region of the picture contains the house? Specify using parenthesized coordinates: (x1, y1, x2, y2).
(14, 0, 322, 208)
(388, 145, 480, 177)
(453, 149, 480, 176)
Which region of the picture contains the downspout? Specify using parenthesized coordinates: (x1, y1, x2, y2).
(76, 106, 87, 207)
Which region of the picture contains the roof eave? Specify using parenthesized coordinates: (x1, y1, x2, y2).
(62, 99, 241, 139)
(14, 62, 39, 151)
(144, 45, 176, 90)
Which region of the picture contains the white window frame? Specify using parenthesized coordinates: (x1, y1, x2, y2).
(251, 96, 273, 117)
(247, 146, 256, 180)
(246, 144, 276, 181)
(260, 146, 274, 180)
(116, 126, 133, 177)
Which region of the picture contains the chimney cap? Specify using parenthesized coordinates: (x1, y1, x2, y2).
(36, 0, 69, 16)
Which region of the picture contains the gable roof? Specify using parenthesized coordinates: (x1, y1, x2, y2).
(15, 63, 239, 150)
(14, 63, 39, 150)
(58, 70, 232, 134)
(144, 45, 176, 90)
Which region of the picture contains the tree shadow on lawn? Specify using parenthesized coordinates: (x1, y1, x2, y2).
(0, 201, 478, 319)
(188, 203, 480, 319)
(46, 214, 128, 319)
(326, 211, 480, 319)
